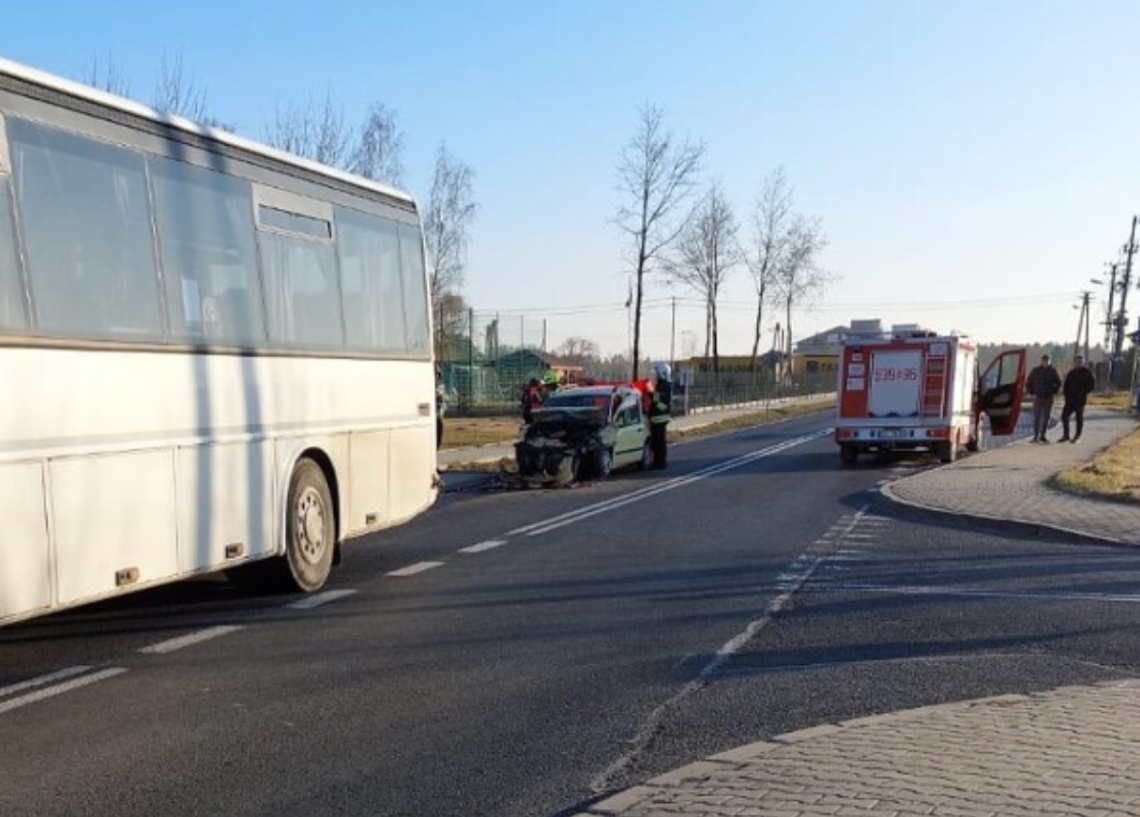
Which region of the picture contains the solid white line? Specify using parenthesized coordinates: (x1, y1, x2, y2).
(0, 668, 127, 715)
(517, 431, 831, 538)
(459, 540, 507, 554)
(386, 561, 444, 577)
(822, 582, 1140, 604)
(505, 430, 830, 538)
(590, 504, 869, 795)
(286, 589, 358, 610)
(0, 665, 95, 700)
(138, 624, 245, 655)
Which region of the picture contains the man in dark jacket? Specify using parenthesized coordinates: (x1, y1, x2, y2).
(648, 362, 673, 469)
(1059, 355, 1096, 443)
(1025, 354, 1061, 443)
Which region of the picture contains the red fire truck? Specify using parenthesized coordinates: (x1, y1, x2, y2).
(835, 324, 1025, 465)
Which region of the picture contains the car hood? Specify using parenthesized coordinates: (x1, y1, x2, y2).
(528, 407, 608, 429)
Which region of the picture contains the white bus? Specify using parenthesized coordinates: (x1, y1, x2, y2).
(0, 58, 439, 626)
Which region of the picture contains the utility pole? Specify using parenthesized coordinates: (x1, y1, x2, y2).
(669, 296, 676, 372)
(1075, 291, 1091, 362)
(1103, 262, 1119, 348)
(1112, 216, 1138, 384)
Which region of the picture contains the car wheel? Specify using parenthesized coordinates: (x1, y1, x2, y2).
(593, 447, 613, 478)
(637, 439, 653, 470)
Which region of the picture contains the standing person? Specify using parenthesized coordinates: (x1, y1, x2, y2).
(435, 366, 446, 448)
(1059, 354, 1096, 443)
(1025, 353, 1061, 443)
(648, 361, 673, 469)
(520, 378, 543, 424)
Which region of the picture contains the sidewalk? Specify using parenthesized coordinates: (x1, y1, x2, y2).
(566, 410, 1140, 816)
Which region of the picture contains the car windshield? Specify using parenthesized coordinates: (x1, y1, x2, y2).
(543, 392, 612, 410)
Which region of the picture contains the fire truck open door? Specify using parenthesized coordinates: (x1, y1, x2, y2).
(975, 348, 1026, 437)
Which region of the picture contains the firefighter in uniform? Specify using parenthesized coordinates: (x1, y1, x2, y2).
(648, 361, 673, 469)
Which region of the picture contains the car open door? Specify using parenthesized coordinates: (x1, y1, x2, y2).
(976, 348, 1026, 436)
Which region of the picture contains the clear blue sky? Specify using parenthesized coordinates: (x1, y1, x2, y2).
(3, 1, 1139, 359)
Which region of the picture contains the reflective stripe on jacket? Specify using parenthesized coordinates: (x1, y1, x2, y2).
(649, 380, 672, 424)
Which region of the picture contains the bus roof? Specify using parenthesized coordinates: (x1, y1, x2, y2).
(0, 56, 417, 209)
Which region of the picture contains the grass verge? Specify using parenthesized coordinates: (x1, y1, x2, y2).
(1052, 419, 1140, 505)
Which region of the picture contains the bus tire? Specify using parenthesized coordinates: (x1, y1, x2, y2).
(283, 458, 336, 593)
(840, 444, 858, 465)
(937, 441, 957, 464)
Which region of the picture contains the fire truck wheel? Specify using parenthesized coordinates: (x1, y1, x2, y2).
(937, 441, 957, 464)
(840, 444, 858, 465)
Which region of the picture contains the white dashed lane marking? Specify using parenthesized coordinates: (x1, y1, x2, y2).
(386, 561, 445, 577)
(287, 589, 358, 610)
(0, 667, 127, 715)
(458, 540, 507, 554)
(138, 625, 245, 655)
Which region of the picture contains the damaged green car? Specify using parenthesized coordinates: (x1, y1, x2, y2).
(513, 385, 653, 486)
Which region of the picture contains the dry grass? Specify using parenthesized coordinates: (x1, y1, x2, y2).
(1087, 391, 1131, 411)
(1053, 421, 1140, 505)
(440, 416, 524, 450)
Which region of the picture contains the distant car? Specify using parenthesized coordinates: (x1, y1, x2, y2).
(514, 385, 652, 485)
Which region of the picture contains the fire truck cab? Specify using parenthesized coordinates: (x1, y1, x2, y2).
(835, 323, 1025, 465)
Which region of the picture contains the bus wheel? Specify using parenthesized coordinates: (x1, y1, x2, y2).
(284, 458, 336, 592)
(937, 442, 957, 464)
(840, 444, 858, 465)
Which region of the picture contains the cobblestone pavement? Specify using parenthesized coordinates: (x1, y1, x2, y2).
(883, 410, 1140, 545)
(564, 410, 1140, 816)
(577, 681, 1140, 816)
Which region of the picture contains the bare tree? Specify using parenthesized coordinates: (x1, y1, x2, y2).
(668, 181, 740, 373)
(614, 104, 704, 379)
(424, 143, 478, 353)
(350, 103, 406, 187)
(264, 93, 351, 167)
(746, 167, 794, 373)
(773, 214, 830, 378)
(84, 52, 130, 96)
(435, 291, 470, 362)
(152, 51, 209, 121)
(556, 336, 600, 365)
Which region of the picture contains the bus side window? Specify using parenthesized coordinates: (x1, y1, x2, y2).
(259, 234, 343, 349)
(337, 208, 406, 354)
(0, 179, 27, 331)
(151, 157, 263, 347)
(9, 118, 162, 340)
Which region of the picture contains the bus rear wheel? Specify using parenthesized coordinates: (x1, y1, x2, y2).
(283, 458, 336, 592)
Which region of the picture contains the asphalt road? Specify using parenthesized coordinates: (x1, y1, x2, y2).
(3, 412, 1140, 817)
